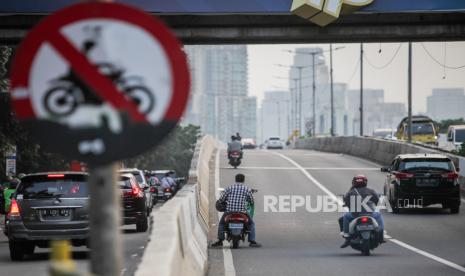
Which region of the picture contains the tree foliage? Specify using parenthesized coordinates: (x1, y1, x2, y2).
(0, 93, 70, 181)
(123, 124, 201, 177)
(436, 118, 465, 133)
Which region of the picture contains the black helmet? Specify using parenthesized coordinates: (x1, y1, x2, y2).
(231, 135, 236, 141)
(352, 175, 368, 188)
(235, 173, 245, 183)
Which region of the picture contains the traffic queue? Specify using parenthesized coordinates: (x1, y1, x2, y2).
(0, 168, 185, 261)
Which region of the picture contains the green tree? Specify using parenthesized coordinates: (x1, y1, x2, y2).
(0, 93, 69, 181)
(436, 118, 465, 133)
(124, 124, 201, 178)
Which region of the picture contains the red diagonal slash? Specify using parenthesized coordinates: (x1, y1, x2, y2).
(47, 31, 147, 123)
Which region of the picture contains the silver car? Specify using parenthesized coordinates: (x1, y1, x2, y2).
(6, 172, 89, 261)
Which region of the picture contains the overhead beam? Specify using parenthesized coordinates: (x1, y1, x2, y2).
(1, 13, 465, 45)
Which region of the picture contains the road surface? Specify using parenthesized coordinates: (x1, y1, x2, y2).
(0, 204, 162, 276)
(208, 149, 465, 276)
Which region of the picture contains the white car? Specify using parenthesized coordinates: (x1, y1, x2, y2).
(265, 137, 285, 149)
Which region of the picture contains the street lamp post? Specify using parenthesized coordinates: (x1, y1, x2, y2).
(275, 64, 308, 135)
(408, 42, 413, 143)
(330, 44, 335, 136)
(276, 101, 281, 138)
(283, 47, 344, 137)
(360, 43, 364, 136)
(311, 53, 316, 137)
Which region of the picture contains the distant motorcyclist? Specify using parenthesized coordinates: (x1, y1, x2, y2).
(161, 172, 176, 191)
(227, 135, 243, 159)
(211, 173, 261, 248)
(235, 132, 242, 141)
(340, 175, 385, 248)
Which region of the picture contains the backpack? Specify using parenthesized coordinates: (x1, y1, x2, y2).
(215, 199, 227, 212)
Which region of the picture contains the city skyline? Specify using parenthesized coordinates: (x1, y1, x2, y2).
(248, 42, 465, 113)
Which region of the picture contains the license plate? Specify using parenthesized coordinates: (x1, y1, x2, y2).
(42, 209, 70, 217)
(164, 193, 172, 196)
(158, 192, 164, 195)
(356, 224, 374, 231)
(229, 223, 244, 229)
(416, 179, 438, 187)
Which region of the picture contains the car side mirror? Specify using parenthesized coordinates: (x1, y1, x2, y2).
(456, 167, 460, 172)
(381, 167, 390, 173)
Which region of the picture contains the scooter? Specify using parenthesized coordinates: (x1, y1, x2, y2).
(229, 151, 241, 169)
(346, 215, 383, 256)
(224, 189, 257, 249)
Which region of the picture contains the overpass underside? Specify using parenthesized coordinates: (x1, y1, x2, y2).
(1, 12, 465, 45)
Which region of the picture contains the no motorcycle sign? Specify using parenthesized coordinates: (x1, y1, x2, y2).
(9, 2, 190, 165)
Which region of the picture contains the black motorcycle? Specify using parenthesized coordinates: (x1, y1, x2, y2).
(43, 26, 155, 118)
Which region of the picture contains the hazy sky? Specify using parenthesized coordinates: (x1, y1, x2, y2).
(248, 42, 465, 113)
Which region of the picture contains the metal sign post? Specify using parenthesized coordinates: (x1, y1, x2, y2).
(9, 3, 190, 275)
(88, 163, 121, 275)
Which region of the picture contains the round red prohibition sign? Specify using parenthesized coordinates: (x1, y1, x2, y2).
(9, 2, 190, 165)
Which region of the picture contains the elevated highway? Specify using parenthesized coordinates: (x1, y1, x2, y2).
(208, 149, 465, 276)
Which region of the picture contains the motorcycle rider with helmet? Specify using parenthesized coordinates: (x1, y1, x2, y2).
(340, 175, 385, 248)
(227, 135, 243, 160)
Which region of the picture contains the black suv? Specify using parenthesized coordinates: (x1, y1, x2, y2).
(119, 174, 149, 232)
(119, 169, 153, 212)
(382, 154, 461, 214)
(6, 172, 89, 261)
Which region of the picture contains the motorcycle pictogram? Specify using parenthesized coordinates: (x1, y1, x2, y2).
(43, 26, 155, 118)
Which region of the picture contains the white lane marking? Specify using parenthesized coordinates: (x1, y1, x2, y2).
(215, 149, 236, 276)
(385, 235, 465, 273)
(220, 167, 276, 170)
(223, 166, 378, 171)
(272, 151, 465, 274)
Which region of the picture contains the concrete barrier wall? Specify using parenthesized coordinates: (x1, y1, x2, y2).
(136, 135, 219, 276)
(188, 135, 218, 227)
(295, 136, 465, 195)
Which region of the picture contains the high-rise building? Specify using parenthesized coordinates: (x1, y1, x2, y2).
(182, 45, 255, 141)
(427, 88, 465, 121)
(241, 97, 257, 140)
(260, 91, 291, 142)
(347, 89, 406, 135)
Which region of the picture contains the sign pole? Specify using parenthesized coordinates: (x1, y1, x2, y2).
(80, 2, 122, 275)
(88, 163, 122, 276)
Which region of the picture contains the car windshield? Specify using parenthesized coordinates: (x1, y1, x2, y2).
(399, 158, 453, 172)
(411, 123, 434, 135)
(455, 129, 465, 143)
(269, 137, 280, 141)
(18, 175, 88, 199)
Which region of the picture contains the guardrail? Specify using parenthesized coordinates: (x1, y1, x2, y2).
(295, 136, 465, 196)
(136, 135, 219, 276)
